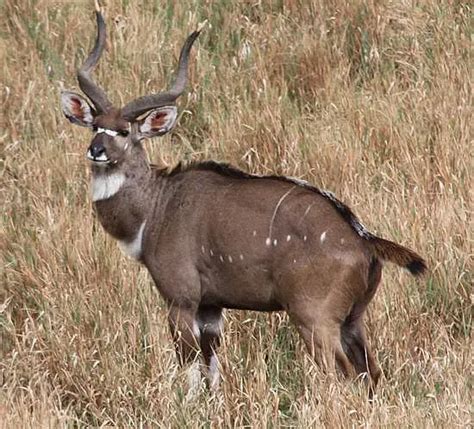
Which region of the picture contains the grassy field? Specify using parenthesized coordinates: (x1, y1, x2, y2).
(1, 0, 472, 427)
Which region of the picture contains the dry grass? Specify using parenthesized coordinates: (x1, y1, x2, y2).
(1, 0, 472, 427)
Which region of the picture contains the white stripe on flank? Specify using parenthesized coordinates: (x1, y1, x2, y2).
(268, 186, 296, 240)
(91, 172, 126, 202)
(118, 221, 146, 260)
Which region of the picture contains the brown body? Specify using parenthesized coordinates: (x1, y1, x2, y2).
(61, 6, 426, 394)
(100, 163, 368, 312)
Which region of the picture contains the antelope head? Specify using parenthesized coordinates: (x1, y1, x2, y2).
(61, 4, 201, 169)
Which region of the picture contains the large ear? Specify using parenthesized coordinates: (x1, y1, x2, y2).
(61, 91, 95, 127)
(137, 106, 178, 139)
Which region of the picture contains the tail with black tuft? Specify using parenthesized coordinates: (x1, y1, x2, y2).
(370, 236, 427, 276)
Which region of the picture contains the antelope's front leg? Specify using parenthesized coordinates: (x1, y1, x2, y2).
(167, 305, 202, 396)
(197, 306, 223, 390)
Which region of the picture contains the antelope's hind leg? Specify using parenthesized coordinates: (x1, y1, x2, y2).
(289, 302, 356, 379)
(341, 259, 383, 391)
(287, 267, 372, 379)
(341, 321, 381, 390)
(197, 306, 223, 390)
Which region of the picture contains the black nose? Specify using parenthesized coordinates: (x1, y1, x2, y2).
(89, 143, 105, 158)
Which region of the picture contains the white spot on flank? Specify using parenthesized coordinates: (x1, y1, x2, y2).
(91, 172, 126, 202)
(320, 231, 327, 243)
(293, 259, 297, 263)
(286, 235, 291, 242)
(253, 230, 257, 237)
(303, 235, 307, 242)
(201, 245, 205, 254)
(228, 255, 233, 263)
(118, 221, 146, 260)
(219, 255, 224, 262)
(273, 239, 278, 246)
(340, 238, 345, 245)
(265, 237, 271, 246)
(210, 249, 214, 256)
(239, 254, 244, 260)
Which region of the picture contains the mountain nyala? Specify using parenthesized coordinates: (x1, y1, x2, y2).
(61, 4, 426, 395)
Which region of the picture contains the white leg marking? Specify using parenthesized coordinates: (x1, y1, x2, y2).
(265, 237, 271, 246)
(201, 245, 205, 254)
(198, 313, 223, 337)
(340, 238, 345, 245)
(210, 249, 214, 256)
(192, 320, 201, 340)
(187, 361, 201, 398)
(303, 235, 307, 242)
(320, 231, 327, 243)
(91, 172, 126, 202)
(228, 255, 233, 263)
(209, 355, 220, 390)
(273, 239, 278, 246)
(219, 255, 224, 262)
(268, 186, 296, 240)
(253, 230, 257, 237)
(118, 221, 146, 260)
(239, 254, 244, 260)
(286, 235, 291, 242)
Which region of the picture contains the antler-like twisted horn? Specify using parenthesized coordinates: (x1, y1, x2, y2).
(77, 1, 112, 113)
(121, 24, 204, 121)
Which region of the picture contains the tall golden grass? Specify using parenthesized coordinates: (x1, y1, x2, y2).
(1, 0, 471, 426)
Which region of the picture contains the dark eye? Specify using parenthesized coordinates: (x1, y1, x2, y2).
(119, 129, 129, 137)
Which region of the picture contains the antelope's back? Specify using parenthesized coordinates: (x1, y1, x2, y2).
(164, 166, 372, 308)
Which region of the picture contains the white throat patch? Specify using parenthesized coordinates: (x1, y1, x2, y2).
(118, 221, 146, 260)
(91, 172, 126, 202)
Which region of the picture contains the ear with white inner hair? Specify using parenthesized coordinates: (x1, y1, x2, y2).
(61, 91, 95, 127)
(138, 106, 178, 139)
